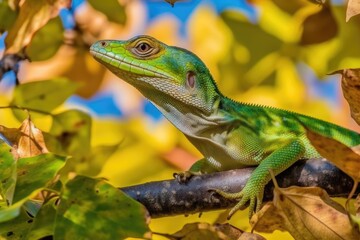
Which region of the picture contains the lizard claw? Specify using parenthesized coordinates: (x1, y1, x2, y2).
(212, 183, 264, 219)
(173, 170, 201, 184)
(173, 172, 190, 183)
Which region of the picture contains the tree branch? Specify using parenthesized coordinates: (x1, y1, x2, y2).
(121, 158, 359, 218)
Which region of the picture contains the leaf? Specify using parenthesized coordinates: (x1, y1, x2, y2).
(300, 5, 338, 45)
(271, 0, 317, 15)
(13, 153, 66, 203)
(336, 69, 360, 126)
(76, 143, 120, 177)
(346, 0, 360, 22)
(304, 127, 360, 181)
(11, 78, 78, 115)
(355, 194, 360, 216)
(88, 0, 126, 24)
(17, 118, 49, 158)
(252, 186, 360, 239)
(164, 0, 188, 7)
(55, 176, 151, 240)
(167, 222, 264, 240)
(0, 199, 28, 223)
(250, 202, 287, 233)
(26, 16, 64, 61)
(4, 0, 70, 54)
(27, 198, 57, 239)
(0, 205, 34, 238)
(214, 223, 265, 240)
(0, 141, 16, 205)
(0, 117, 49, 158)
(219, 10, 282, 92)
(50, 110, 91, 159)
(327, 6, 360, 71)
(0, 153, 65, 222)
(171, 222, 229, 240)
(0, 1, 17, 33)
(63, 48, 107, 98)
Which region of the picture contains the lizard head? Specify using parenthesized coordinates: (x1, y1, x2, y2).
(90, 35, 221, 114)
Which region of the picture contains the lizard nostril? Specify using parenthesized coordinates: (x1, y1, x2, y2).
(100, 41, 108, 47)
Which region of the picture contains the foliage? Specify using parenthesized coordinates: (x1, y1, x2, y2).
(0, 0, 360, 239)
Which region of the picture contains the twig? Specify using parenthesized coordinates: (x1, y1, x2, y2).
(121, 158, 359, 218)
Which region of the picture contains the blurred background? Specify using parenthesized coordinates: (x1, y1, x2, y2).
(0, 0, 359, 238)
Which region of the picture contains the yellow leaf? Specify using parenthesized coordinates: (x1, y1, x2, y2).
(346, 0, 360, 22)
(5, 0, 70, 54)
(305, 126, 360, 181)
(188, 6, 232, 81)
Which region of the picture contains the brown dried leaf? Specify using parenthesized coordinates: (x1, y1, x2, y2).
(250, 202, 287, 233)
(166, 222, 264, 240)
(5, 0, 70, 54)
(0, 117, 49, 158)
(338, 69, 360, 125)
(171, 222, 228, 240)
(252, 186, 360, 239)
(214, 223, 265, 240)
(275, 186, 359, 240)
(164, 0, 188, 7)
(305, 127, 360, 181)
(18, 117, 49, 158)
(346, 0, 360, 22)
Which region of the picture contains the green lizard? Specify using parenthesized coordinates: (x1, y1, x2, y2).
(89, 35, 360, 218)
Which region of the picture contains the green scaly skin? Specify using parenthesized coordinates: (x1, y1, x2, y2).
(90, 35, 360, 218)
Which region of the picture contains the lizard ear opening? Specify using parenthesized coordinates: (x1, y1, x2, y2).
(186, 71, 196, 89)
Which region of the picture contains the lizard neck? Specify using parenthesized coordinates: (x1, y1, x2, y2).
(144, 91, 227, 137)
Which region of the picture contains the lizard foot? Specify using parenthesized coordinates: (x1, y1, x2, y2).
(212, 183, 264, 219)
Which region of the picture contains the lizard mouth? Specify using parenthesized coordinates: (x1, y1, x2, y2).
(90, 49, 170, 79)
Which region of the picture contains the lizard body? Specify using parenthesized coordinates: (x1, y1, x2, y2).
(90, 35, 360, 217)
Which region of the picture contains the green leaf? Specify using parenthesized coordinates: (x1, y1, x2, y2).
(11, 78, 78, 120)
(0, 1, 17, 33)
(0, 199, 27, 223)
(26, 16, 64, 61)
(55, 176, 150, 240)
(0, 141, 16, 205)
(0, 205, 34, 238)
(13, 153, 66, 203)
(0, 153, 65, 222)
(27, 198, 57, 239)
(50, 110, 91, 159)
(88, 0, 126, 24)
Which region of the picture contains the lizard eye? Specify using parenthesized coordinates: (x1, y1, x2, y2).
(130, 38, 160, 58)
(133, 41, 153, 56)
(137, 42, 151, 52)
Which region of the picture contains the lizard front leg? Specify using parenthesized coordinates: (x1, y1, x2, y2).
(214, 139, 305, 218)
